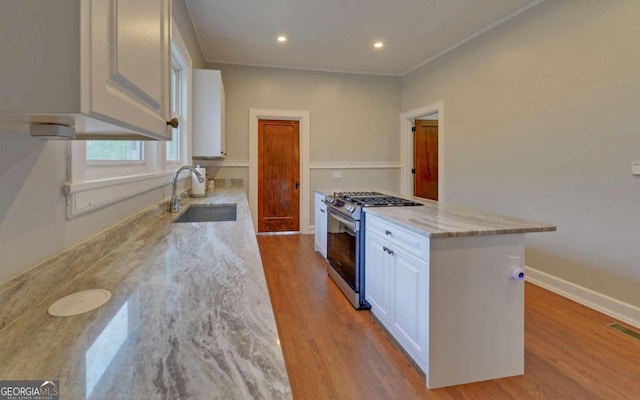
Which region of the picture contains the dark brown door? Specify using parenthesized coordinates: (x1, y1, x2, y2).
(258, 119, 300, 232)
(413, 119, 438, 200)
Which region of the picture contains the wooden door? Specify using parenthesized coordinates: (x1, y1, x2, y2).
(413, 120, 438, 200)
(258, 119, 300, 232)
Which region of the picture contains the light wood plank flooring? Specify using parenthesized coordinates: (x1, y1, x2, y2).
(257, 234, 640, 400)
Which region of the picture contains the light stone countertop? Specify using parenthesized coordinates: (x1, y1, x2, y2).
(364, 199, 556, 237)
(0, 187, 292, 399)
(315, 188, 555, 237)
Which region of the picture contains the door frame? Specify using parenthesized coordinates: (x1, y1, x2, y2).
(400, 102, 445, 201)
(249, 108, 311, 233)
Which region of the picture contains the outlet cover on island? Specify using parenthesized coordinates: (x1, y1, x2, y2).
(632, 162, 640, 175)
(332, 171, 342, 179)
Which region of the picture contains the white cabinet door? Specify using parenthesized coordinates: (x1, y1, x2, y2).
(314, 192, 327, 257)
(89, 0, 172, 139)
(193, 69, 226, 158)
(0, 0, 172, 139)
(364, 232, 391, 322)
(391, 248, 427, 364)
(315, 207, 327, 258)
(364, 214, 428, 370)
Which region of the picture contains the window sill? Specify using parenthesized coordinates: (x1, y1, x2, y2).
(64, 171, 186, 218)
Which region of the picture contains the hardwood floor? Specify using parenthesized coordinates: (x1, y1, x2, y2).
(257, 234, 640, 400)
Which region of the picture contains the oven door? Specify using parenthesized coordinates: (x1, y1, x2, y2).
(326, 208, 360, 293)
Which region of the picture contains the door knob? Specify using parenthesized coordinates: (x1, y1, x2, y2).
(166, 118, 179, 128)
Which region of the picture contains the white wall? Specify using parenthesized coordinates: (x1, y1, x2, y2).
(198, 63, 403, 221)
(0, 132, 181, 284)
(173, 0, 205, 68)
(402, 0, 640, 307)
(0, 9, 203, 286)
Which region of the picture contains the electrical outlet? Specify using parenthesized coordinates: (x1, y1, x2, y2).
(332, 171, 342, 179)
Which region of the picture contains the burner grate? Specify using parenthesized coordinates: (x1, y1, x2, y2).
(335, 191, 384, 199)
(350, 195, 423, 207)
(332, 191, 423, 207)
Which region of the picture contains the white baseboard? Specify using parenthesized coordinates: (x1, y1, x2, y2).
(525, 266, 640, 329)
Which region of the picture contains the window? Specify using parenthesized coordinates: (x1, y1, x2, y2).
(65, 21, 193, 218)
(166, 61, 182, 162)
(86, 141, 144, 161)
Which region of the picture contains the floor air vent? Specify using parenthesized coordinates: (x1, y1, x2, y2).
(606, 323, 640, 341)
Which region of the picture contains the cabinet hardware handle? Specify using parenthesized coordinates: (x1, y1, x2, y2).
(166, 118, 179, 128)
(295, 182, 300, 189)
(383, 246, 388, 252)
(385, 230, 392, 235)
(320, 209, 325, 213)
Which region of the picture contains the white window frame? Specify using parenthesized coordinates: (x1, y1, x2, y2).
(167, 40, 190, 165)
(166, 62, 181, 164)
(64, 20, 193, 218)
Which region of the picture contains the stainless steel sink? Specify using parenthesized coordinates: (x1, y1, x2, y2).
(173, 203, 237, 223)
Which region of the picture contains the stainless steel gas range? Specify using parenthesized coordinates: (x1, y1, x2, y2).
(323, 191, 423, 309)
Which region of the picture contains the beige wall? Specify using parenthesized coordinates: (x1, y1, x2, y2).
(402, 0, 640, 306)
(172, 0, 205, 68)
(0, 9, 201, 285)
(205, 63, 401, 162)
(198, 63, 402, 221)
(0, 132, 185, 284)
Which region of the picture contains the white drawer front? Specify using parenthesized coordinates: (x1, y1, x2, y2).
(366, 214, 428, 258)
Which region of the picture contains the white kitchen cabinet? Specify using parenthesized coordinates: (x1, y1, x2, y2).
(390, 246, 427, 364)
(364, 232, 390, 321)
(0, 0, 172, 140)
(365, 214, 428, 368)
(314, 191, 327, 257)
(192, 69, 226, 158)
(365, 211, 528, 389)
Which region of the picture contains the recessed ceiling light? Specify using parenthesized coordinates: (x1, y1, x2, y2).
(374, 41, 384, 49)
(277, 35, 287, 43)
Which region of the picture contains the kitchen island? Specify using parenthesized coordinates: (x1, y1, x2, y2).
(0, 187, 292, 399)
(362, 199, 555, 389)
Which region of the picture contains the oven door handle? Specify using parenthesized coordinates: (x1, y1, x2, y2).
(327, 208, 357, 231)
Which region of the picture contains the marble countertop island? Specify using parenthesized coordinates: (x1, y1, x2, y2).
(314, 188, 555, 237)
(364, 198, 556, 237)
(0, 187, 292, 399)
(316, 188, 556, 388)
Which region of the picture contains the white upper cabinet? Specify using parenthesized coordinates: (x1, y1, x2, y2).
(192, 69, 226, 158)
(0, 0, 172, 140)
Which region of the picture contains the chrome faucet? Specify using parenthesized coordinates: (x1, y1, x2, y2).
(170, 166, 205, 213)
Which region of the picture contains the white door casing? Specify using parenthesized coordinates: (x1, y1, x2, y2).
(400, 102, 445, 199)
(249, 109, 311, 233)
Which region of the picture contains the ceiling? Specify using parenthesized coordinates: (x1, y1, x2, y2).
(185, 0, 542, 76)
